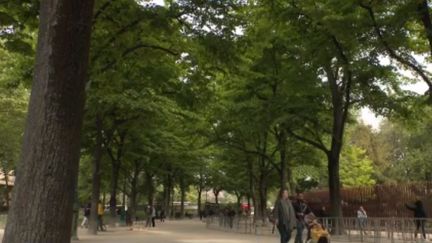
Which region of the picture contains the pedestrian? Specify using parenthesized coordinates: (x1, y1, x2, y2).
(316, 206, 328, 218)
(81, 203, 91, 228)
(293, 193, 312, 243)
(125, 209, 132, 226)
(406, 200, 427, 240)
(97, 200, 105, 231)
(151, 205, 156, 227)
(199, 210, 204, 221)
(273, 188, 297, 243)
(146, 205, 153, 228)
(227, 208, 236, 229)
(316, 206, 330, 230)
(357, 206, 368, 235)
(160, 209, 166, 222)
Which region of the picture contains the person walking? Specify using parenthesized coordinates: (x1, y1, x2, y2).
(357, 206, 368, 235)
(151, 205, 156, 227)
(160, 209, 166, 222)
(145, 205, 153, 228)
(293, 193, 312, 243)
(406, 200, 427, 240)
(97, 201, 105, 231)
(81, 203, 91, 228)
(316, 206, 330, 230)
(273, 189, 297, 243)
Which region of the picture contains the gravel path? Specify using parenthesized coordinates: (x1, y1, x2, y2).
(74, 220, 280, 243)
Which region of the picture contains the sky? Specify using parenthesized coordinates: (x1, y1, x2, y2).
(149, 0, 164, 5)
(360, 61, 431, 130)
(360, 81, 428, 130)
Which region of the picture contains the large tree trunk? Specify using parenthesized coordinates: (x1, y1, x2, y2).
(326, 61, 351, 234)
(247, 157, 256, 217)
(256, 172, 268, 224)
(328, 101, 344, 221)
(287, 165, 295, 194)
(2, 1, 94, 242)
(109, 161, 120, 219)
(163, 175, 171, 217)
(235, 192, 242, 209)
(163, 173, 173, 218)
(197, 187, 202, 216)
(145, 171, 154, 206)
(129, 178, 138, 221)
(170, 183, 175, 218)
(2, 168, 10, 209)
(327, 151, 342, 217)
(278, 129, 288, 190)
(180, 176, 186, 218)
(417, 0, 432, 57)
(129, 160, 140, 221)
(213, 189, 220, 205)
(107, 131, 126, 220)
(89, 114, 103, 235)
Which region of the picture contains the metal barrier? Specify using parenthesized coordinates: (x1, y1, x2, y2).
(206, 216, 432, 242)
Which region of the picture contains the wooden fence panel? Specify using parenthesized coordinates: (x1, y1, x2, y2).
(304, 182, 432, 217)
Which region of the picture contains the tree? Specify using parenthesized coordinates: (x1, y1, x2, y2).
(2, 1, 95, 242)
(340, 146, 376, 187)
(0, 85, 28, 209)
(358, 1, 432, 101)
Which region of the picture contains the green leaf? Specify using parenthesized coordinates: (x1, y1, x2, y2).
(0, 12, 17, 26)
(4, 39, 33, 55)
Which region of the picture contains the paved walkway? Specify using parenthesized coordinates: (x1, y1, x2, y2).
(74, 220, 280, 243)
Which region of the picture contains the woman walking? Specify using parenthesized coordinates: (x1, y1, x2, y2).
(406, 200, 427, 240)
(273, 189, 297, 243)
(357, 206, 368, 235)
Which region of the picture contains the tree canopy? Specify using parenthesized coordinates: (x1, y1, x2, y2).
(2, 0, 432, 230)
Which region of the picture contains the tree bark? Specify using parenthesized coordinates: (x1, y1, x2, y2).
(196, 170, 204, 215)
(197, 187, 202, 215)
(163, 172, 173, 218)
(129, 178, 138, 221)
(107, 131, 126, 219)
(89, 114, 103, 235)
(109, 162, 120, 221)
(256, 172, 268, 223)
(417, 0, 432, 57)
(213, 189, 220, 205)
(145, 171, 154, 206)
(235, 192, 242, 209)
(3, 1, 95, 242)
(247, 158, 256, 217)
(2, 168, 10, 209)
(278, 129, 288, 190)
(325, 54, 351, 231)
(129, 160, 140, 221)
(180, 176, 186, 218)
(327, 90, 344, 221)
(170, 182, 175, 218)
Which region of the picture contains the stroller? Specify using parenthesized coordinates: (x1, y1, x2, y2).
(305, 213, 330, 243)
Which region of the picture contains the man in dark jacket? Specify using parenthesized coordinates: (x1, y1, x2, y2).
(273, 189, 297, 243)
(293, 193, 312, 243)
(406, 200, 427, 240)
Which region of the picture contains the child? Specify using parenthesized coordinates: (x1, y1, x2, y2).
(310, 219, 330, 243)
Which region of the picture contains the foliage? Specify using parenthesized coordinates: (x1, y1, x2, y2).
(4, 0, 432, 220)
(340, 145, 376, 187)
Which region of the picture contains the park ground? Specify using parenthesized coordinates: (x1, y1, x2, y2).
(74, 220, 289, 243)
(0, 219, 423, 242)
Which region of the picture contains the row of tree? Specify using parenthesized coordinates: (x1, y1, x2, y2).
(2, 0, 432, 242)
